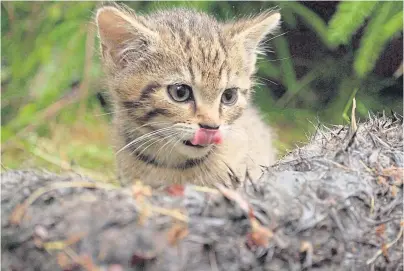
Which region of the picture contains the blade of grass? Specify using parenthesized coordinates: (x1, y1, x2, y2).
(278, 2, 330, 47)
(273, 36, 297, 92)
(342, 88, 359, 123)
(327, 2, 378, 47)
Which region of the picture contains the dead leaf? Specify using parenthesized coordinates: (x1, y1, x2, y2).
(377, 176, 388, 186)
(78, 254, 100, 271)
(215, 184, 249, 213)
(57, 252, 71, 270)
(9, 204, 27, 225)
(166, 184, 185, 196)
(132, 181, 152, 199)
(381, 243, 390, 262)
(382, 167, 404, 185)
(376, 224, 386, 238)
(248, 218, 273, 248)
(166, 223, 189, 246)
(391, 185, 398, 197)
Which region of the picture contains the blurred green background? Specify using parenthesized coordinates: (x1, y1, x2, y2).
(1, 1, 403, 182)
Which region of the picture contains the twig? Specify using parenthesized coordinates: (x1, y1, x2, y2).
(192, 186, 219, 194)
(147, 205, 189, 223)
(64, 247, 100, 271)
(359, 160, 375, 174)
(43, 232, 87, 251)
(370, 196, 375, 217)
(322, 158, 352, 171)
(366, 224, 403, 265)
(351, 97, 357, 133)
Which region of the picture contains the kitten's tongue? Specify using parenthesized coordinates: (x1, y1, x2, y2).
(191, 128, 223, 145)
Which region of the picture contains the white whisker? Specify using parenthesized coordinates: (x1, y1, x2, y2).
(116, 126, 175, 154)
(135, 131, 179, 158)
(154, 133, 183, 162)
(94, 108, 131, 116)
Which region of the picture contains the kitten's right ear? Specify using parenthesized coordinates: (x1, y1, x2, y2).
(95, 6, 156, 68)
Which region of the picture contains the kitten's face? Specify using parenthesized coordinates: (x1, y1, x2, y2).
(96, 6, 280, 158)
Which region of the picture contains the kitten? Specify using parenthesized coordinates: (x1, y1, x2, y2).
(95, 4, 280, 188)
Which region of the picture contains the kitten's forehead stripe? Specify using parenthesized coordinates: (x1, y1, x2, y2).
(218, 37, 228, 57)
(144, 9, 236, 96)
(185, 39, 191, 50)
(218, 61, 226, 78)
(213, 50, 219, 65)
(138, 83, 161, 102)
(188, 57, 195, 83)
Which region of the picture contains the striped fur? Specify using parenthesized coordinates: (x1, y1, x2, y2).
(96, 4, 281, 187)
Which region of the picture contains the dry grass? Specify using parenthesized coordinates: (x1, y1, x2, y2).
(1, 105, 116, 182)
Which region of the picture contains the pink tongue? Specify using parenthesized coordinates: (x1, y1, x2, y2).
(191, 128, 223, 145)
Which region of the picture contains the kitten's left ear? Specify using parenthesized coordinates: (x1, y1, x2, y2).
(95, 5, 158, 70)
(225, 10, 281, 55)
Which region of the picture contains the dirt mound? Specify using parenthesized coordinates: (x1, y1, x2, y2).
(2, 113, 403, 271)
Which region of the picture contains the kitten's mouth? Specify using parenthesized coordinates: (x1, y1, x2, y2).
(182, 140, 207, 148)
(184, 128, 223, 149)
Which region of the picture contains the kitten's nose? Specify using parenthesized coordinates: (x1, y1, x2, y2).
(199, 123, 220, 130)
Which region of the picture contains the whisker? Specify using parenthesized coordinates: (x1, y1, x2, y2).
(265, 31, 289, 43)
(94, 108, 131, 116)
(205, 150, 228, 186)
(135, 131, 179, 158)
(253, 75, 278, 86)
(117, 126, 175, 154)
(267, 56, 293, 62)
(127, 121, 173, 134)
(154, 133, 183, 161)
(167, 133, 187, 161)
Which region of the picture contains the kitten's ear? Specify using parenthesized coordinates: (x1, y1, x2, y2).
(96, 6, 157, 69)
(225, 11, 281, 54)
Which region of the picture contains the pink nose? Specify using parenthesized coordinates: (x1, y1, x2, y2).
(191, 128, 223, 145)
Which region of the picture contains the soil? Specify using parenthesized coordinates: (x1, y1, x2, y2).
(1, 113, 403, 271)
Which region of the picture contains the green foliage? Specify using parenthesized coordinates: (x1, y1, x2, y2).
(279, 1, 402, 122)
(277, 1, 330, 46)
(2, 2, 96, 126)
(354, 1, 403, 78)
(327, 1, 378, 47)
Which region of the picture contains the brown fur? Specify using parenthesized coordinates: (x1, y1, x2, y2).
(95, 4, 281, 187)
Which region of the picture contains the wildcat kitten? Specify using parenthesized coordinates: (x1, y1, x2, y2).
(95, 4, 280, 188)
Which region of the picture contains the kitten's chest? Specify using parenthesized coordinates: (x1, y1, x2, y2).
(118, 153, 237, 187)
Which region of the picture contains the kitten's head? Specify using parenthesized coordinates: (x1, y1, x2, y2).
(96, 4, 280, 158)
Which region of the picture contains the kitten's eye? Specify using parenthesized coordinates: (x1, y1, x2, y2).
(221, 88, 238, 105)
(167, 84, 192, 102)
